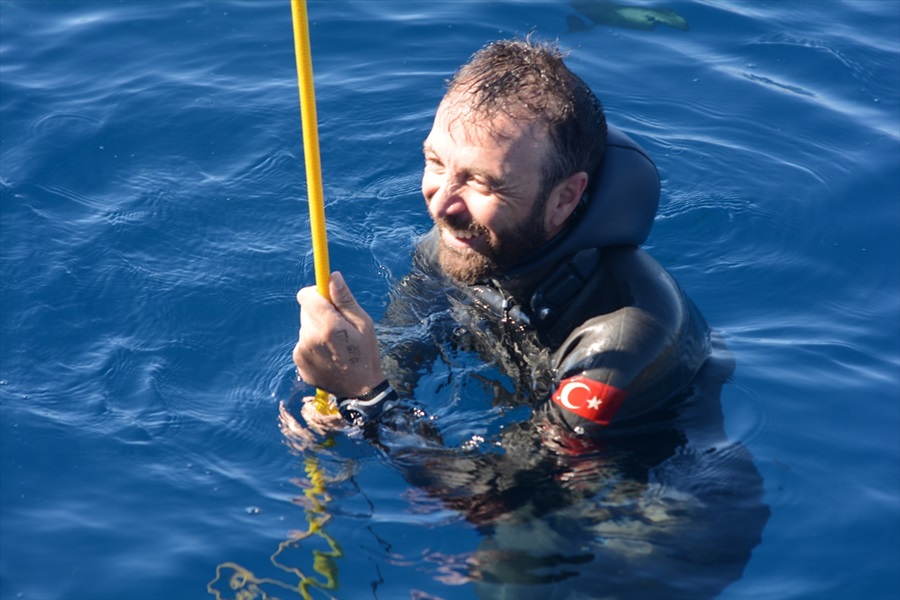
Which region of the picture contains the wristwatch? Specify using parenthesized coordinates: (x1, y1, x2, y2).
(336, 379, 398, 425)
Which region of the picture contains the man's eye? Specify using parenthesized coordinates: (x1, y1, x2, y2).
(471, 178, 496, 194)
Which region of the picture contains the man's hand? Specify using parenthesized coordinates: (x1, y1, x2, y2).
(278, 401, 343, 454)
(292, 271, 386, 398)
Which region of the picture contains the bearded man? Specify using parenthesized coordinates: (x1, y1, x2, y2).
(286, 39, 771, 600)
(292, 37, 710, 437)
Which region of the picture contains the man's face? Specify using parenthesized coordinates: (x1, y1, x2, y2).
(421, 102, 553, 285)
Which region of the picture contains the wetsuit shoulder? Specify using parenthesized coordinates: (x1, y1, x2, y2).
(547, 246, 711, 431)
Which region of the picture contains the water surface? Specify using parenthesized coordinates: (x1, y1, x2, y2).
(1, 1, 898, 599)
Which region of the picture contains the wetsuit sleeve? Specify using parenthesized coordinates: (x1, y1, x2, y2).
(548, 307, 681, 431)
(544, 250, 711, 434)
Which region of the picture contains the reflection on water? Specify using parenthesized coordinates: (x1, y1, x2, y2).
(380, 354, 769, 600)
(208, 431, 342, 600)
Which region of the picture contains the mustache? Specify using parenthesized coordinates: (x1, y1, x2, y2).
(436, 213, 488, 237)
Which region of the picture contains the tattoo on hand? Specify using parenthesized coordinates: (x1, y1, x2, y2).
(335, 329, 360, 365)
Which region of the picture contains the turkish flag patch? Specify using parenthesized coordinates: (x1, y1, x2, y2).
(551, 375, 627, 426)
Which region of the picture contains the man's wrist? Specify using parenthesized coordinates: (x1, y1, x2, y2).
(336, 379, 398, 425)
(345, 379, 392, 402)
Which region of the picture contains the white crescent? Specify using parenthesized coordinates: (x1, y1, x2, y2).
(559, 381, 591, 410)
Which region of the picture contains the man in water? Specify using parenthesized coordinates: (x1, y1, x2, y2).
(288, 38, 768, 598)
(293, 37, 708, 434)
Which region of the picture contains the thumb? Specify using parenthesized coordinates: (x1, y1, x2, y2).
(329, 271, 362, 314)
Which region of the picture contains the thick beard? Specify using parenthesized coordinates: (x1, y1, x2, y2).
(436, 200, 548, 285)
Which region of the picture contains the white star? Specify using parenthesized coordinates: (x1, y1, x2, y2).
(586, 396, 603, 410)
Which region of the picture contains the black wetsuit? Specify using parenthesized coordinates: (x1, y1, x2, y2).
(412, 231, 711, 434)
(381, 125, 711, 438)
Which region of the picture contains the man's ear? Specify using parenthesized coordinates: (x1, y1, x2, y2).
(545, 171, 589, 233)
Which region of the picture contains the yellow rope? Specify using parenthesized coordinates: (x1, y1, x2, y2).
(290, 0, 336, 414)
(207, 9, 344, 589)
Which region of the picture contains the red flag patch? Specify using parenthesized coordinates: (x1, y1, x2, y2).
(551, 375, 627, 426)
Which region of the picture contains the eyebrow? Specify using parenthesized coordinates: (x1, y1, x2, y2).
(469, 167, 505, 189)
(422, 142, 508, 192)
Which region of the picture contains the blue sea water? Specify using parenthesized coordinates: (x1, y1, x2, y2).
(1, 1, 898, 599)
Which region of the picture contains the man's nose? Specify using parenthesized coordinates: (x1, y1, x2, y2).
(429, 179, 468, 219)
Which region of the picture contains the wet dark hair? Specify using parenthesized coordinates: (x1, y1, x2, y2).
(444, 37, 607, 199)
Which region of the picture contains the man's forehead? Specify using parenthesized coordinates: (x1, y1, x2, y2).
(428, 98, 548, 149)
